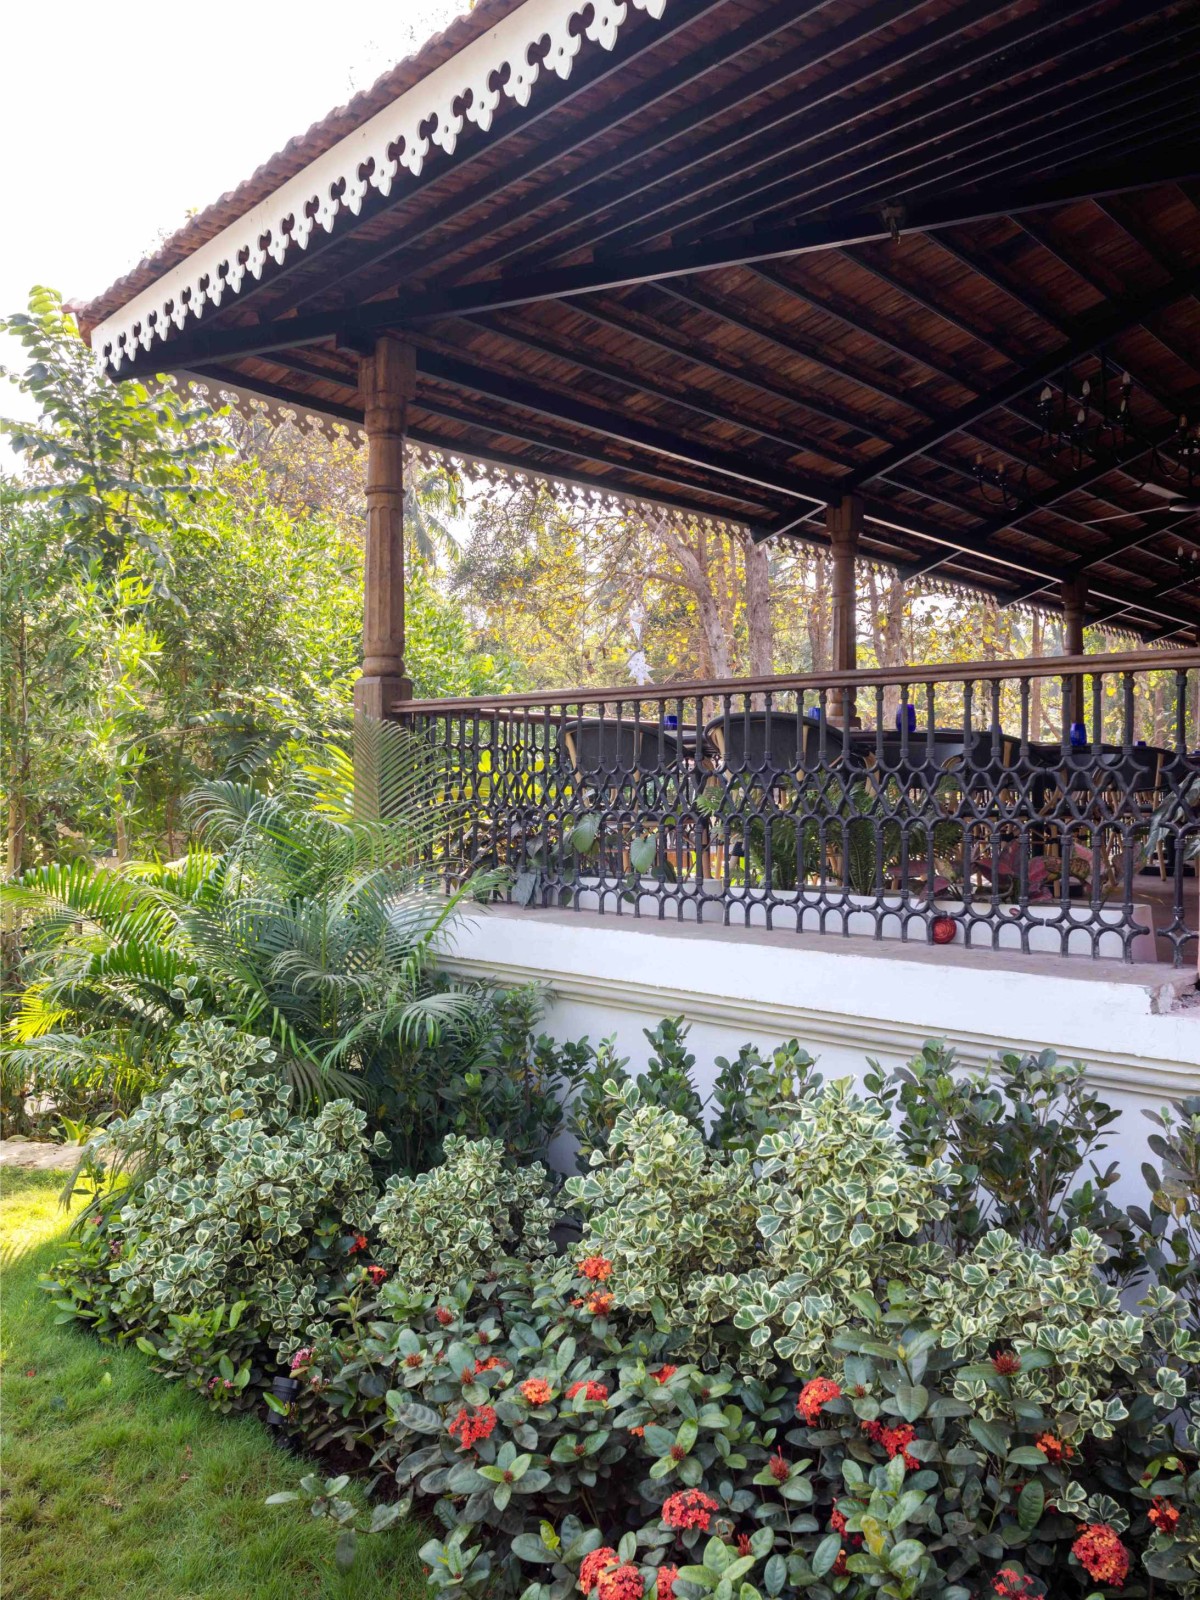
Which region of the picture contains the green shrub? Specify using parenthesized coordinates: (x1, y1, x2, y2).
(46, 1020, 386, 1372)
(370, 1135, 559, 1298)
(565, 1098, 760, 1357)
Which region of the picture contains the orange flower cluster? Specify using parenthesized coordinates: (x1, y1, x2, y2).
(567, 1379, 610, 1403)
(580, 1548, 619, 1594)
(1034, 1433, 1074, 1465)
(519, 1377, 553, 1405)
(579, 1255, 613, 1281)
(991, 1351, 1021, 1376)
(861, 1418, 919, 1470)
(650, 1365, 678, 1384)
(829, 1505, 848, 1536)
(628, 1425, 645, 1438)
(404, 1352, 423, 1369)
(1072, 1523, 1130, 1587)
(1148, 1498, 1181, 1534)
(993, 1569, 1045, 1597)
(596, 1564, 644, 1600)
(349, 1233, 368, 1254)
(474, 1355, 505, 1375)
(662, 1489, 720, 1533)
(796, 1377, 841, 1424)
(447, 1404, 497, 1451)
(655, 1565, 679, 1599)
(586, 1292, 614, 1316)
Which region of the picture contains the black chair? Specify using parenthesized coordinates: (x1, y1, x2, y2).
(702, 710, 856, 780)
(560, 717, 690, 792)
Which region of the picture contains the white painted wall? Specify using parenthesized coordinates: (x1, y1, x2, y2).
(445, 905, 1200, 1204)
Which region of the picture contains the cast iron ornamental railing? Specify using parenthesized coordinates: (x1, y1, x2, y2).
(400, 649, 1200, 966)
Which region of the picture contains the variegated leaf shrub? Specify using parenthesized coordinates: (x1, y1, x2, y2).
(43, 1020, 390, 1390)
(370, 1134, 560, 1296)
(43, 1020, 1199, 1595)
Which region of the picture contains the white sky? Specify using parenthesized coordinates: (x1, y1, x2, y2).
(0, 0, 464, 441)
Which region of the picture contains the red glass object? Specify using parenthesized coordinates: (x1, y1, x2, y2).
(931, 915, 957, 945)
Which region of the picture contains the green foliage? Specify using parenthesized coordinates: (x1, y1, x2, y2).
(868, 1044, 1131, 1266)
(566, 1100, 760, 1355)
(46, 1021, 386, 1368)
(1, 288, 222, 577)
(370, 1135, 559, 1297)
(4, 725, 494, 1131)
(39, 1026, 1200, 1599)
(1130, 1095, 1200, 1331)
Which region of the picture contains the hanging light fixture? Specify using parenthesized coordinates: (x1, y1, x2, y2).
(1034, 350, 1199, 498)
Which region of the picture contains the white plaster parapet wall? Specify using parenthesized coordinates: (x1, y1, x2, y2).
(444, 906, 1200, 1195)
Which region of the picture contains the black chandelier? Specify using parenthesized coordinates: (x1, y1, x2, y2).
(1033, 351, 1200, 495)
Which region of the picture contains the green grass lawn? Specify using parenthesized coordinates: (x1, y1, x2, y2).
(0, 1166, 426, 1600)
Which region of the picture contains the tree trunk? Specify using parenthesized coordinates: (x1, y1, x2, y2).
(743, 533, 773, 704)
(807, 552, 830, 673)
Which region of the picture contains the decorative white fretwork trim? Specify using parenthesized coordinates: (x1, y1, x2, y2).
(179, 370, 748, 537)
(91, 0, 666, 374)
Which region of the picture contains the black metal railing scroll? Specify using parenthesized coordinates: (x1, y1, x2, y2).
(401, 649, 1200, 966)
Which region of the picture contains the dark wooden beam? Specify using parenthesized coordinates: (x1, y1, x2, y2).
(457, 312, 863, 470)
(649, 9, 1186, 249)
(522, 0, 1126, 266)
(859, 494, 1200, 632)
(110, 167, 1200, 379)
(412, 349, 835, 505)
(844, 266, 1200, 490)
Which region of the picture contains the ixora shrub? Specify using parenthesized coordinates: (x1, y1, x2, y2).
(370, 1134, 560, 1296)
(45, 1023, 1199, 1596)
(43, 1020, 389, 1388)
(259, 1081, 1198, 1599)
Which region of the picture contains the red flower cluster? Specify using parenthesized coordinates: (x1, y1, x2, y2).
(434, 1306, 454, 1326)
(1148, 1497, 1181, 1533)
(991, 1351, 1021, 1377)
(768, 1451, 789, 1483)
(1072, 1523, 1130, 1586)
(349, 1233, 368, 1254)
(586, 1292, 614, 1316)
(628, 1424, 645, 1438)
(993, 1570, 1046, 1597)
(289, 1347, 313, 1372)
(1034, 1432, 1074, 1465)
(596, 1564, 644, 1600)
(365, 1264, 388, 1286)
(579, 1255, 613, 1282)
(519, 1378, 553, 1405)
(831, 1549, 848, 1577)
(662, 1489, 720, 1533)
(567, 1379, 610, 1404)
(655, 1566, 679, 1599)
(829, 1505, 847, 1536)
(404, 1352, 423, 1369)
(650, 1365, 678, 1384)
(796, 1377, 841, 1424)
(447, 1404, 497, 1451)
(474, 1355, 505, 1375)
(734, 1534, 752, 1558)
(861, 1419, 919, 1470)
(580, 1548, 619, 1594)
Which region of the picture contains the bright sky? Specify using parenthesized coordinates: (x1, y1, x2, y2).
(0, 0, 463, 438)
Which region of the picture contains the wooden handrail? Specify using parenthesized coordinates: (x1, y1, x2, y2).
(394, 647, 1200, 716)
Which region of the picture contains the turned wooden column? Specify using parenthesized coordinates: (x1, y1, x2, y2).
(1060, 574, 1088, 727)
(354, 335, 417, 722)
(827, 493, 862, 723)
